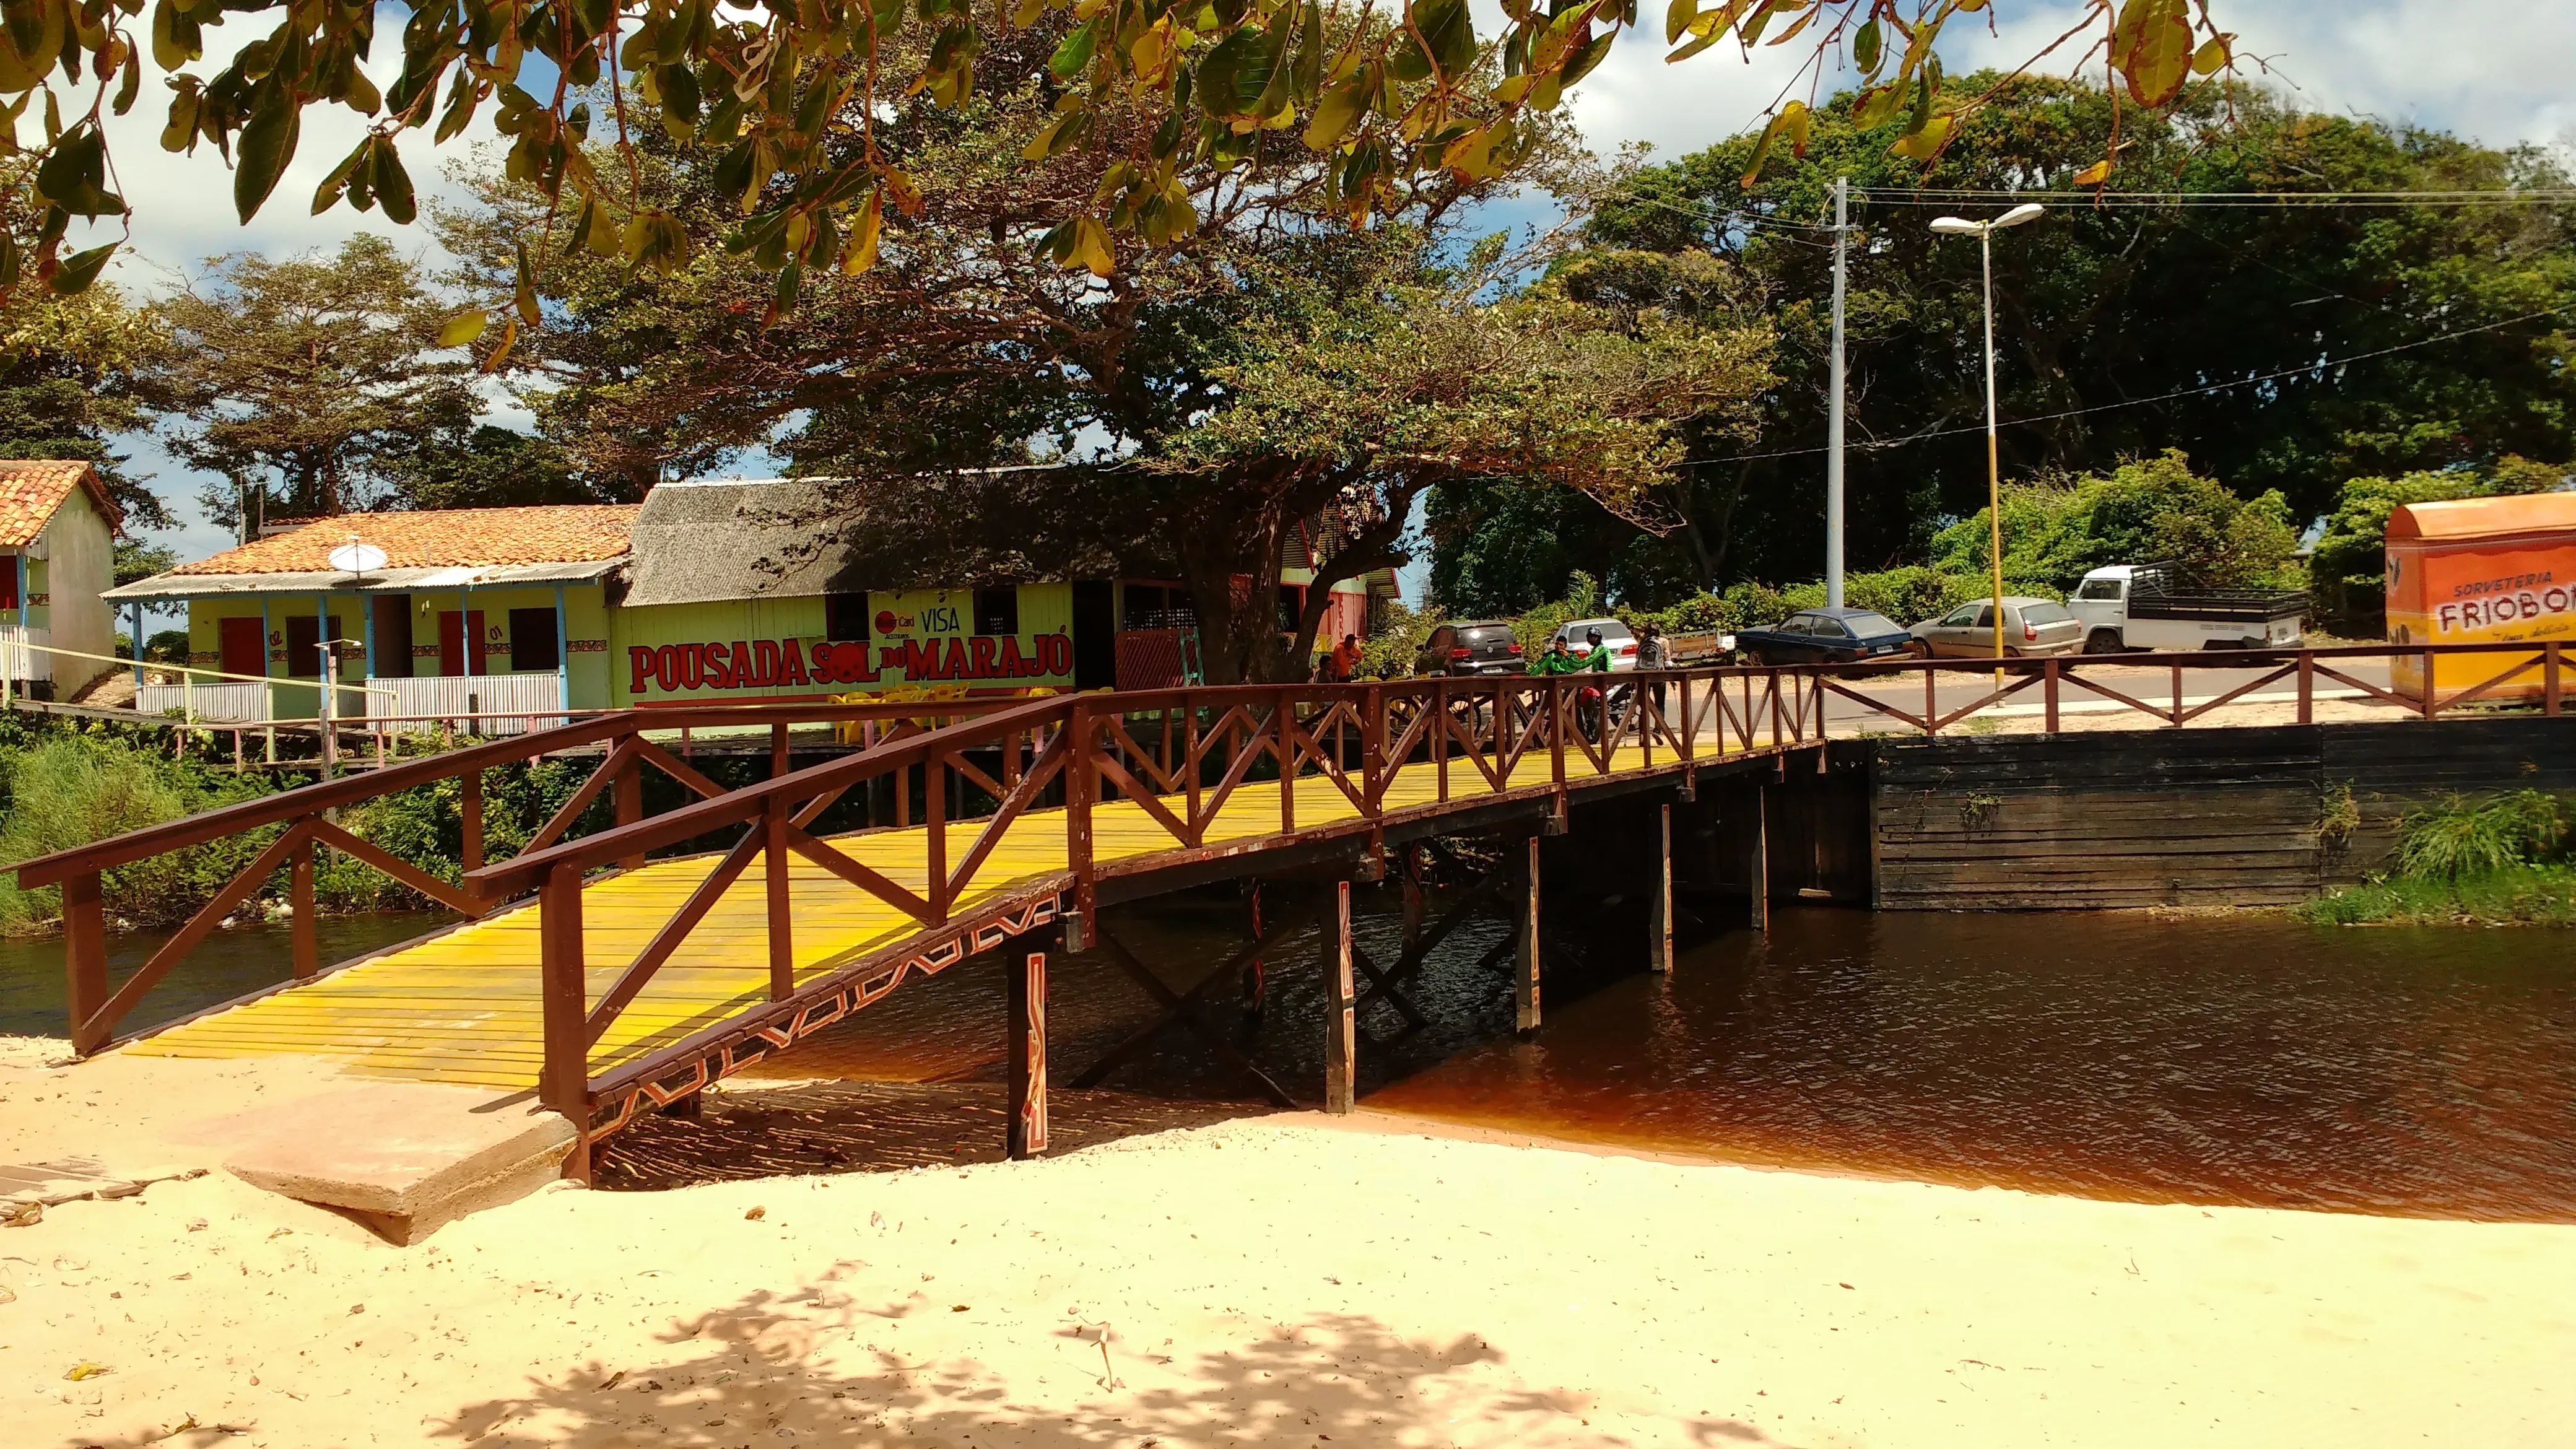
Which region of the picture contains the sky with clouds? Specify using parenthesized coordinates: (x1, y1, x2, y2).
(75, 0, 2576, 590)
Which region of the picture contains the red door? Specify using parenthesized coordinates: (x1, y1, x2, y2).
(437, 611, 485, 676)
(217, 617, 264, 678)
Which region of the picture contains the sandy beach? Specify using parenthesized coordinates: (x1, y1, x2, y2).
(2, 1034, 2570, 1449)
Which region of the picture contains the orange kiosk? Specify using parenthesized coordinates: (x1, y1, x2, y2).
(2386, 492, 2576, 701)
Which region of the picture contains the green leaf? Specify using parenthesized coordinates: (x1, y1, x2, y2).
(159, 84, 200, 153)
(49, 242, 115, 295)
(436, 309, 490, 347)
(233, 92, 301, 224)
(1889, 112, 1952, 160)
(1303, 77, 1366, 150)
(481, 316, 517, 372)
(1739, 106, 1790, 187)
(2190, 32, 2230, 77)
(0, 230, 16, 290)
(372, 137, 416, 225)
(1416, 0, 1473, 79)
(1664, 0, 1698, 46)
(311, 136, 370, 215)
(1047, 17, 1097, 79)
(659, 63, 700, 127)
(514, 241, 540, 324)
(1851, 17, 1880, 73)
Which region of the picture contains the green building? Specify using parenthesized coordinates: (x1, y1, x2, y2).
(105, 477, 1396, 729)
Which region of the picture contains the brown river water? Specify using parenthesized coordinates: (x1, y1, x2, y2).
(6, 897, 2571, 1222)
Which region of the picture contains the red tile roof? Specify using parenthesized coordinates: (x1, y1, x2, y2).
(0, 460, 119, 546)
(167, 505, 643, 575)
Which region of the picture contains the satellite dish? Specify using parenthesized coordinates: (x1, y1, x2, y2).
(328, 540, 387, 575)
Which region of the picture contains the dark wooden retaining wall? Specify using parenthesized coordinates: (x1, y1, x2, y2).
(1868, 716, 2576, 910)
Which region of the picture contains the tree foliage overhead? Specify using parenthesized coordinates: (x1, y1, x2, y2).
(1434, 73, 2576, 615)
(0, 0, 2241, 302)
(0, 157, 168, 527)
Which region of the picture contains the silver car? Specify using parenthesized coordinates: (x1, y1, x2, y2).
(1548, 617, 1640, 672)
(1910, 597, 2084, 658)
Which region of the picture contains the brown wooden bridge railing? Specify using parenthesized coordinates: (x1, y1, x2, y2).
(10, 695, 1055, 1056)
(11, 641, 2562, 1131)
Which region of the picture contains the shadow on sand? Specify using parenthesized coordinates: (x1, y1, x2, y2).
(427, 1275, 1782, 1448)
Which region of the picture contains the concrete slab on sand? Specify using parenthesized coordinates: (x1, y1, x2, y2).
(221, 1081, 577, 1245)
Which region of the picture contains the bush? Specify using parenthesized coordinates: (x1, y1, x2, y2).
(2392, 791, 2566, 882)
(0, 734, 276, 933)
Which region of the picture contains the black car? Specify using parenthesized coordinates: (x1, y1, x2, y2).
(1414, 619, 1526, 676)
(1735, 607, 1921, 666)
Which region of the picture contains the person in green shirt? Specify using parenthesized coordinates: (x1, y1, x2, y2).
(1529, 637, 1580, 675)
(1578, 628, 1613, 672)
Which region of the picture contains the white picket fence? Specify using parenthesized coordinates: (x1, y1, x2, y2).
(366, 672, 566, 736)
(0, 624, 50, 684)
(136, 680, 274, 723)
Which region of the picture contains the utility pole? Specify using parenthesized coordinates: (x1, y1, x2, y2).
(1825, 175, 1848, 610)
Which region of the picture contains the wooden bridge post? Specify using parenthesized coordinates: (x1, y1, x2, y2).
(538, 861, 592, 1183)
(460, 767, 484, 874)
(1324, 881, 1357, 1113)
(290, 838, 318, 980)
(615, 746, 644, 871)
(764, 796, 794, 1000)
(63, 872, 107, 1056)
(1750, 785, 1770, 936)
(1007, 949, 1050, 1158)
(1065, 697, 1097, 952)
(1515, 835, 1542, 1033)
(1650, 802, 1674, 974)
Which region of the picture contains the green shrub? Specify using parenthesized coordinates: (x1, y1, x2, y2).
(0, 734, 276, 933)
(2392, 791, 2565, 882)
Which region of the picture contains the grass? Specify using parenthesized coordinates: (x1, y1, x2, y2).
(2304, 790, 2576, 926)
(2305, 864, 2576, 927)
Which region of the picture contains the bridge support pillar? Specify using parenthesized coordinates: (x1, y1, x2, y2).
(1007, 950, 1050, 1159)
(1323, 881, 1357, 1113)
(1751, 786, 1770, 936)
(1650, 803, 1674, 974)
(1515, 836, 1542, 1033)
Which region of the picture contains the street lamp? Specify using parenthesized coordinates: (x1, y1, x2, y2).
(1930, 202, 2043, 668)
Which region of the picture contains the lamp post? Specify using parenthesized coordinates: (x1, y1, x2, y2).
(1930, 202, 2043, 669)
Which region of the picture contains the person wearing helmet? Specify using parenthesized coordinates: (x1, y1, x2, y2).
(1580, 628, 1612, 673)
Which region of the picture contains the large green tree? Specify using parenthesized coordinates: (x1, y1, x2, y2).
(147, 235, 490, 527)
(2, 0, 2238, 303)
(1438, 75, 2576, 612)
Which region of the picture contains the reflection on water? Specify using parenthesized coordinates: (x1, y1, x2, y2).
(1368, 909, 2576, 1223)
(7, 890, 2569, 1224)
(0, 912, 446, 1039)
(762, 896, 2576, 1223)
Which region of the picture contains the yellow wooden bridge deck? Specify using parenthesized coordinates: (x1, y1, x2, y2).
(121, 744, 1674, 1090)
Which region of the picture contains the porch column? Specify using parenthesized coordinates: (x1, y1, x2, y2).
(553, 583, 570, 724)
(362, 588, 378, 725)
(128, 601, 144, 692)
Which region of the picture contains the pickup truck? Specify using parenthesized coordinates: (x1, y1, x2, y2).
(2067, 564, 2308, 653)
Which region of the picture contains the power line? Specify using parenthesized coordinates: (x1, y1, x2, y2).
(1855, 186, 2576, 209)
(1679, 302, 2575, 469)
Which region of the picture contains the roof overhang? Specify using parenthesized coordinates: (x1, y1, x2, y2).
(104, 558, 624, 603)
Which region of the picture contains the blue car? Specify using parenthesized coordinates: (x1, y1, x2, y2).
(1735, 607, 1923, 666)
